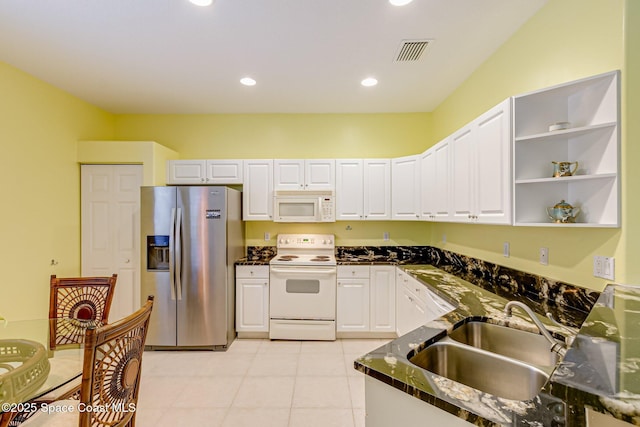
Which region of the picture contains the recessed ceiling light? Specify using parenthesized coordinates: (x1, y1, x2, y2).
(389, 0, 413, 5)
(189, 0, 213, 6)
(240, 77, 257, 86)
(361, 77, 378, 87)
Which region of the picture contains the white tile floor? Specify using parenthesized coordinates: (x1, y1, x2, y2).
(135, 338, 390, 427)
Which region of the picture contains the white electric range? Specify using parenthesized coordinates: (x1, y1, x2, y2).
(269, 234, 337, 340)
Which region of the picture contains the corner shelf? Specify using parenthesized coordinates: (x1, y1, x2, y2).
(515, 173, 617, 185)
(514, 122, 617, 143)
(512, 71, 620, 228)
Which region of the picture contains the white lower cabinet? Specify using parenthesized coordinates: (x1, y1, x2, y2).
(365, 376, 473, 427)
(369, 266, 396, 333)
(337, 266, 370, 332)
(235, 266, 269, 336)
(337, 265, 396, 337)
(396, 268, 454, 336)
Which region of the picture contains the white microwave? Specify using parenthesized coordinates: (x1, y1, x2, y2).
(273, 191, 335, 223)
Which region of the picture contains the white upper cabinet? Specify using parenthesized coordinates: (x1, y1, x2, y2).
(336, 159, 391, 220)
(450, 98, 512, 225)
(306, 160, 335, 190)
(420, 138, 451, 221)
(513, 71, 620, 227)
(451, 125, 476, 222)
(205, 160, 243, 184)
(474, 98, 512, 224)
(243, 160, 273, 221)
(274, 159, 335, 191)
(167, 160, 243, 185)
(363, 159, 391, 220)
(166, 160, 207, 184)
(391, 155, 421, 220)
(336, 159, 364, 220)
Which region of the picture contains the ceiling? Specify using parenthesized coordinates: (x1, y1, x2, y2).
(0, 0, 547, 114)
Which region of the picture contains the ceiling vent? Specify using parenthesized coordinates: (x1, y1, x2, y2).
(394, 39, 431, 62)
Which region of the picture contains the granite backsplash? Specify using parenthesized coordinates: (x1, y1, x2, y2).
(244, 245, 600, 328)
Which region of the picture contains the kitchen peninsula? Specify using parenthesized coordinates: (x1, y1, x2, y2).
(356, 264, 638, 426)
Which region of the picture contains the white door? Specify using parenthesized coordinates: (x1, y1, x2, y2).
(205, 160, 244, 184)
(305, 159, 335, 191)
(420, 149, 436, 220)
(370, 266, 396, 333)
(336, 159, 364, 220)
(236, 278, 269, 332)
(363, 159, 391, 220)
(433, 139, 451, 221)
(337, 278, 370, 332)
(243, 160, 274, 220)
(391, 155, 420, 220)
(475, 99, 512, 224)
(166, 160, 206, 184)
(81, 164, 143, 323)
(451, 126, 476, 222)
(274, 159, 305, 190)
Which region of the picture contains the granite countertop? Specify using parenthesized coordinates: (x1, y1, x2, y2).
(236, 246, 432, 266)
(355, 265, 639, 426)
(235, 255, 273, 265)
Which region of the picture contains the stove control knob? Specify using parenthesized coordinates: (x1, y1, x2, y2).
(285, 239, 291, 244)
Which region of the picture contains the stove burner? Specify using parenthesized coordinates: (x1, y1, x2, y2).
(310, 258, 330, 262)
(314, 255, 330, 259)
(278, 255, 299, 260)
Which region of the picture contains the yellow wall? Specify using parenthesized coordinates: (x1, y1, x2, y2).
(622, 0, 640, 285)
(77, 140, 179, 186)
(0, 61, 115, 320)
(429, 0, 630, 290)
(114, 113, 432, 159)
(245, 221, 431, 247)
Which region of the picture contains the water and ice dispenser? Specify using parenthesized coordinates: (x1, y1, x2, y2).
(146, 235, 169, 271)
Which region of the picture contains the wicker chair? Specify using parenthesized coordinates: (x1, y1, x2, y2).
(21, 296, 154, 427)
(49, 274, 117, 350)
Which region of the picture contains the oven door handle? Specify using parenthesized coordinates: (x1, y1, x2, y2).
(270, 267, 336, 275)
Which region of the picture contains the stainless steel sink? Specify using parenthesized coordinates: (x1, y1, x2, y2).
(448, 321, 560, 367)
(409, 341, 550, 401)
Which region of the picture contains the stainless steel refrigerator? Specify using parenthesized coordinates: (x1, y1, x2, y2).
(140, 186, 244, 350)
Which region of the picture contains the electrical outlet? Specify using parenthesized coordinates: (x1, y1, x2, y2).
(442, 234, 446, 243)
(383, 232, 390, 241)
(539, 247, 549, 265)
(264, 232, 270, 241)
(503, 242, 510, 257)
(593, 256, 603, 277)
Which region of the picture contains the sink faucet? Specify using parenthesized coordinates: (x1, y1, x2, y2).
(503, 301, 567, 356)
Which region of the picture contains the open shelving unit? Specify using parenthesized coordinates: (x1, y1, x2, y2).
(512, 71, 620, 227)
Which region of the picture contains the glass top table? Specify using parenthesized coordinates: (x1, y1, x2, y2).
(0, 318, 86, 408)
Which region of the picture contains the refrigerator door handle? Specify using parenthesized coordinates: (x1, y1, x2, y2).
(169, 207, 177, 301)
(175, 207, 183, 301)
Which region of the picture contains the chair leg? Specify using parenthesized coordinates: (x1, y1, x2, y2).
(0, 411, 15, 427)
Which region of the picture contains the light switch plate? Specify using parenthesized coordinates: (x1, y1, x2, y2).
(503, 242, 510, 257)
(594, 255, 615, 280)
(383, 232, 390, 241)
